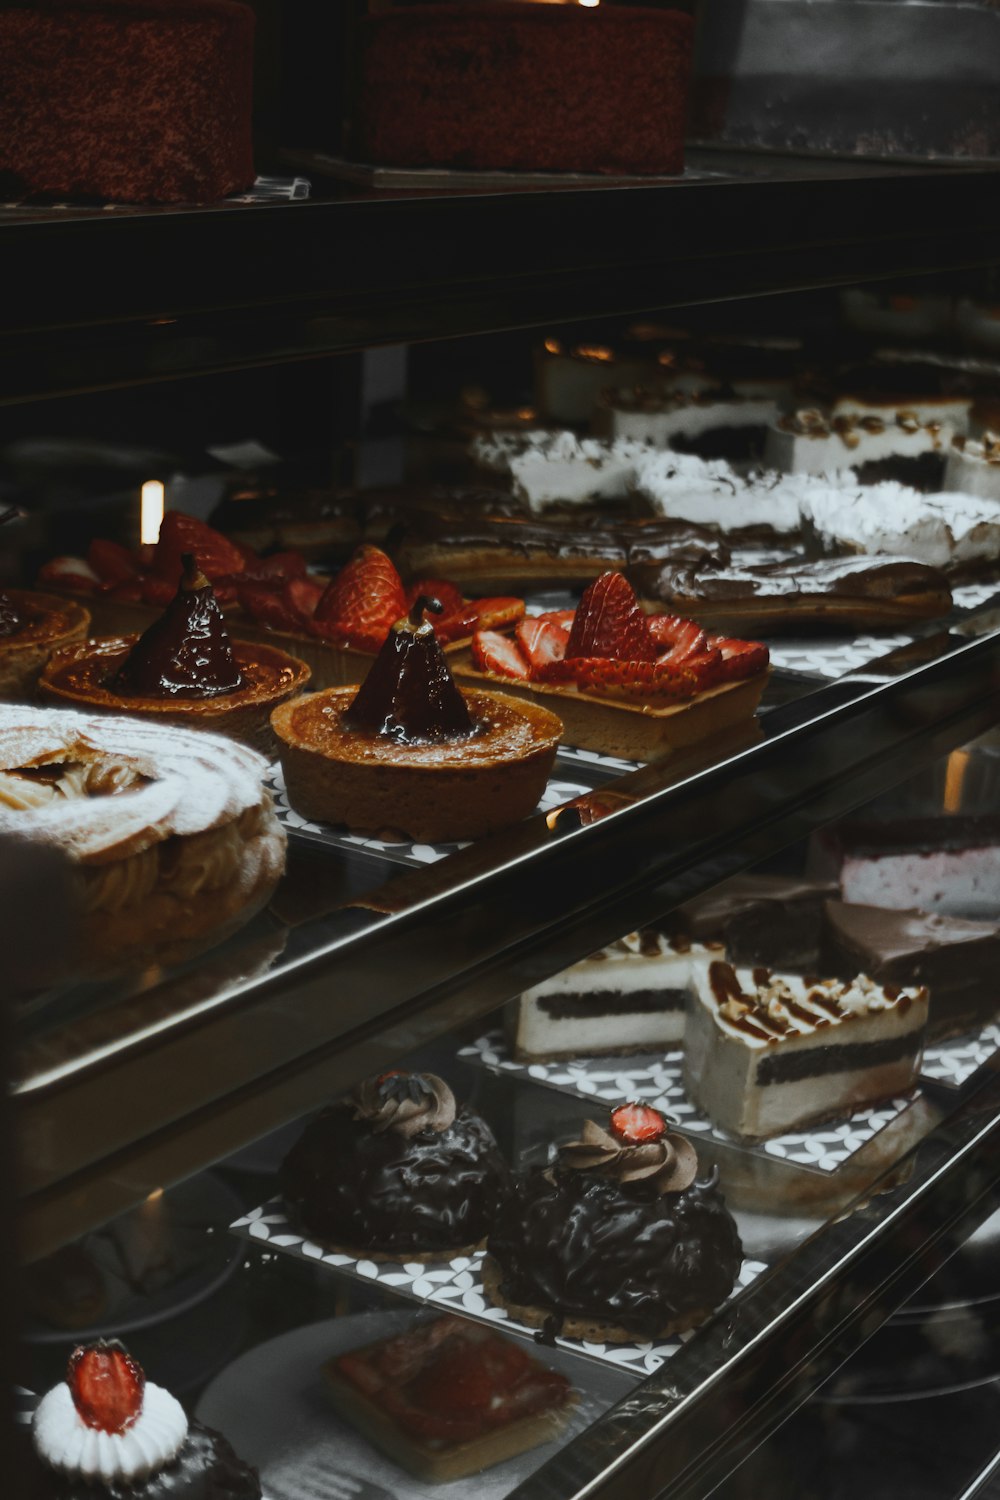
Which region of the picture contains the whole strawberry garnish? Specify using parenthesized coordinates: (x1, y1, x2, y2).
(610, 1102, 667, 1144)
(68, 1340, 145, 1434)
(311, 545, 407, 653)
(565, 572, 656, 662)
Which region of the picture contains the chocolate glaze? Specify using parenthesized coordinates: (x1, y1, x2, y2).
(342, 599, 474, 744)
(0, 590, 24, 638)
(393, 514, 728, 572)
(822, 899, 1000, 1041)
(632, 554, 951, 609)
(112, 558, 243, 701)
(23, 1421, 260, 1500)
(280, 1100, 511, 1256)
(487, 1164, 741, 1339)
(664, 874, 838, 972)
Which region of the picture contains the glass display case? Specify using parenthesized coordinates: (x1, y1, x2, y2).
(8, 158, 1000, 1499)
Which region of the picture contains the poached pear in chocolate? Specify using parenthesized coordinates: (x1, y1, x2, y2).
(342, 597, 474, 744)
(112, 555, 244, 700)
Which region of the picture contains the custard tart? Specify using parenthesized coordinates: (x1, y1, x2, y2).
(0, 589, 90, 700)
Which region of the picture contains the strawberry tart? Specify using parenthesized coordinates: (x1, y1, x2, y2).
(461, 570, 769, 761)
(24, 1338, 260, 1496)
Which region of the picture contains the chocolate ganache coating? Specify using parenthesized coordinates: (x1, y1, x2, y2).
(280, 1073, 511, 1256)
(23, 1421, 261, 1500)
(487, 1146, 742, 1338)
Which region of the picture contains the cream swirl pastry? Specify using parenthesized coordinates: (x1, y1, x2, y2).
(351, 1071, 457, 1139)
(25, 1339, 261, 1498)
(0, 704, 285, 976)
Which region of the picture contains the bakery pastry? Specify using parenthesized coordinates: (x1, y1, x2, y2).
(359, 4, 695, 177)
(0, 589, 90, 700)
(764, 408, 950, 490)
(272, 597, 561, 842)
(683, 958, 928, 1143)
(24, 1339, 260, 1497)
(810, 815, 1000, 919)
(0, 0, 255, 204)
(599, 384, 779, 464)
(534, 337, 660, 424)
(484, 1102, 742, 1342)
(630, 554, 953, 635)
(324, 1315, 575, 1482)
(944, 432, 1000, 501)
(209, 483, 363, 559)
(464, 572, 768, 761)
(632, 450, 803, 540)
(506, 929, 707, 1063)
(822, 899, 1000, 1043)
(0, 704, 285, 974)
(279, 1071, 510, 1261)
(39, 557, 310, 754)
(799, 474, 1000, 571)
(669, 872, 839, 972)
(475, 431, 654, 518)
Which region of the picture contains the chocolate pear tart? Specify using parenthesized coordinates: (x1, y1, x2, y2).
(280, 1071, 511, 1261)
(484, 1103, 742, 1343)
(0, 704, 285, 974)
(272, 596, 562, 842)
(24, 1339, 261, 1499)
(0, 588, 90, 700)
(38, 557, 309, 753)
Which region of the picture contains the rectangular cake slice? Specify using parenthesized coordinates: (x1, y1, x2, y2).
(810, 815, 1000, 919)
(683, 957, 928, 1142)
(823, 899, 1000, 1042)
(506, 929, 703, 1062)
(324, 1315, 575, 1482)
(669, 872, 839, 972)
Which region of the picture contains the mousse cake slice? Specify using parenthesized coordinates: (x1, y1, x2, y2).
(823, 899, 1000, 1043)
(506, 928, 706, 1062)
(683, 957, 928, 1143)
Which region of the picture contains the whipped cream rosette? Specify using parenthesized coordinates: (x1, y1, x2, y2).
(0, 704, 285, 976)
(26, 1339, 260, 1498)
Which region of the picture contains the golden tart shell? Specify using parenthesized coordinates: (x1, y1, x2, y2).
(271, 685, 562, 843)
(0, 590, 90, 700)
(39, 634, 311, 755)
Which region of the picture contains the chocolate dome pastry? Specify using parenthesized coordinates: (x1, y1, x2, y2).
(279, 1071, 511, 1262)
(484, 1103, 742, 1343)
(24, 1338, 261, 1499)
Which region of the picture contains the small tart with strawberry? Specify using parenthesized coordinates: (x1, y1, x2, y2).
(484, 1104, 743, 1344)
(25, 1338, 261, 1498)
(39, 558, 310, 755)
(0, 588, 90, 700)
(272, 595, 562, 843)
(461, 571, 769, 762)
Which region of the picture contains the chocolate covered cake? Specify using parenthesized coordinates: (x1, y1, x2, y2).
(279, 1072, 510, 1261)
(823, 899, 1000, 1042)
(24, 1338, 260, 1498)
(484, 1103, 742, 1342)
(668, 872, 839, 973)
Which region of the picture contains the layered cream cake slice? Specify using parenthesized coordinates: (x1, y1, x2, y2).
(764, 408, 950, 487)
(599, 384, 779, 462)
(683, 958, 928, 1143)
(506, 929, 707, 1062)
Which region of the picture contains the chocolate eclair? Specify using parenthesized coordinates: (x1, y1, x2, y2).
(484, 1104, 742, 1343)
(631, 554, 953, 635)
(279, 1071, 511, 1261)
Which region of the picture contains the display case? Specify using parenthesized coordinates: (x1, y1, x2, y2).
(10, 157, 1000, 1500)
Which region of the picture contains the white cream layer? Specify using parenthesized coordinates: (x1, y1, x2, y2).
(33, 1381, 188, 1486)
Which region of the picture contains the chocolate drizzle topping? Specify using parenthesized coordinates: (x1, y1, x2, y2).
(111, 555, 244, 700)
(559, 1117, 698, 1193)
(351, 1071, 457, 1139)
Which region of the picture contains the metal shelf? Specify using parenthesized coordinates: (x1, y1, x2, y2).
(3, 150, 1000, 402)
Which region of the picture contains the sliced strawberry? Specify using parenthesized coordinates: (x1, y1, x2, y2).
(311, 545, 406, 653)
(37, 556, 100, 593)
(153, 511, 247, 586)
(68, 1340, 145, 1435)
(472, 629, 531, 680)
(565, 572, 656, 662)
(434, 595, 525, 646)
(515, 617, 568, 678)
(610, 1102, 668, 1144)
(105, 579, 144, 604)
(657, 618, 711, 666)
(648, 613, 689, 651)
(87, 538, 139, 587)
(569, 657, 700, 703)
(228, 550, 308, 586)
(714, 637, 769, 682)
(285, 576, 326, 620)
(534, 608, 577, 631)
(140, 574, 178, 608)
(676, 648, 725, 692)
(404, 577, 465, 618)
